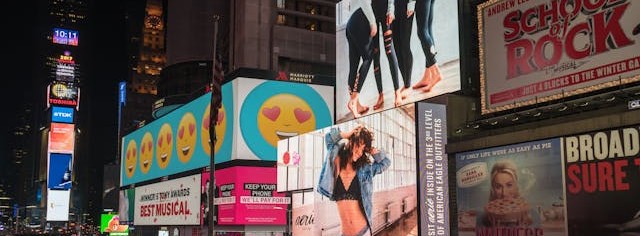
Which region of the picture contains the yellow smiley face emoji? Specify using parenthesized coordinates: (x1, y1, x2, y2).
(124, 140, 137, 178)
(156, 123, 173, 169)
(177, 112, 197, 163)
(201, 104, 227, 155)
(257, 94, 316, 147)
(139, 132, 154, 174)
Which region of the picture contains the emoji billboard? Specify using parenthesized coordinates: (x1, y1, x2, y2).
(236, 77, 334, 161)
(121, 83, 234, 186)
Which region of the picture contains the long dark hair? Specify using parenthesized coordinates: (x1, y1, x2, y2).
(338, 126, 373, 170)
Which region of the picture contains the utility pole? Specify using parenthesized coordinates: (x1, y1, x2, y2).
(208, 14, 221, 235)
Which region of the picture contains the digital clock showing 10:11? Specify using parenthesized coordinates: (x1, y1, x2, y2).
(53, 28, 79, 46)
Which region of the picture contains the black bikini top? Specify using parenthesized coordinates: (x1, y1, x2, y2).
(334, 174, 362, 201)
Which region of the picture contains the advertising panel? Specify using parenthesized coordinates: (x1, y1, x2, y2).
(134, 174, 201, 225)
(52, 28, 79, 46)
(55, 52, 76, 81)
(120, 86, 233, 186)
(48, 123, 75, 154)
(119, 188, 135, 224)
(278, 105, 418, 235)
(100, 213, 129, 235)
(48, 81, 79, 107)
(215, 166, 289, 225)
(335, 0, 461, 123)
(456, 139, 565, 236)
(236, 77, 334, 162)
(200, 170, 216, 226)
(47, 153, 72, 190)
(563, 126, 640, 235)
(46, 190, 70, 221)
(417, 103, 449, 235)
(478, 0, 640, 114)
(51, 106, 74, 124)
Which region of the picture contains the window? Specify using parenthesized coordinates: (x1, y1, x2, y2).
(277, 14, 286, 25)
(277, 0, 285, 9)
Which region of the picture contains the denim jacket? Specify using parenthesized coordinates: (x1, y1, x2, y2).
(317, 127, 391, 228)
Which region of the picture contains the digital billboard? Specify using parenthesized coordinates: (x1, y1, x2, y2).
(48, 153, 72, 190)
(48, 123, 75, 154)
(478, 0, 640, 114)
(417, 103, 449, 235)
(134, 174, 201, 225)
(52, 28, 79, 46)
(456, 139, 565, 236)
(335, 0, 461, 123)
(51, 106, 74, 123)
(121, 78, 334, 186)
(55, 52, 76, 82)
(118, 188, 135, 223)
(277, 105, 417, 235)
(120, 86, 233, 186)
(215, 166, 289, 225)
(46, 190, 70, 221)
(236, 77, 334, 162)
(101, 214, 129, 235)
(48, 81, 79, 107)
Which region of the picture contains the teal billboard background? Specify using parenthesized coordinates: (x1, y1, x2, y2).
(120, 84, 233, 186)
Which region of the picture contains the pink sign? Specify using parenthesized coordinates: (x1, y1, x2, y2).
(215, 166, 289, 225)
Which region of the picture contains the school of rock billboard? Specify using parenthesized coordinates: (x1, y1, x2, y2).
(277, 105, 418, 235)
(335, 0, 461, 123)
(478, 0, 640, 114)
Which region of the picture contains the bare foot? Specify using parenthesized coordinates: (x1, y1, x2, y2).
(412, 68, 431, 89)
(423, 65, 442, 92)
(357, 100, 369, 115)
(373, 93, 384, 110)
(347, 98, 360, 118)
(394, 89, 404, 107)
(399, 87, 409, 99)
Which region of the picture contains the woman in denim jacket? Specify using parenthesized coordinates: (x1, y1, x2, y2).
(318, 125, 391, 236)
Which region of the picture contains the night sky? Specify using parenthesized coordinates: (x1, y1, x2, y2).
(2, 0, 130, 220)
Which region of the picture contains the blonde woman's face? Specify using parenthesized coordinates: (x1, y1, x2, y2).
(492, 172, 518, 199)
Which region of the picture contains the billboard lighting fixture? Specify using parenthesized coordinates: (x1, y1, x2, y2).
(578, 101, 589, 107)
(511, 116, 520, 122)
(472, 123, 480, 129)
(532, 111, 542, 117)
(455, 128, 463, 134)
(557, 105, 568, 112)
(606, 96, 616, 102)
(490, 120, 499, 126)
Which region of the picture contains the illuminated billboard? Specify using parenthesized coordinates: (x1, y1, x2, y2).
(120, 86, 233, 186)
(49, 123, 75, 154)
(335, 0, 460, 123)
(48, 81, 79, 107)
(216, 166, 288, 225)
(47, 153, 73, 190)
(46, 190, 70, 221)
(235, 77, 334, 162)
(100, 214, 129, 235)
(478, 0, 640, 114)
(121, 78, 334, 186)
(118, 188, 135, 223)
(277, 105, 417, 235)
(51, 106, 74, 123)
(55, 52, 76, 81)
(134, 174, 201, 225)
(456, 139, 565, 235)
(52, 28, 79, 46)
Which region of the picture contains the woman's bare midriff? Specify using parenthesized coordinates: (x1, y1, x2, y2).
(337, 199, 368, 236)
